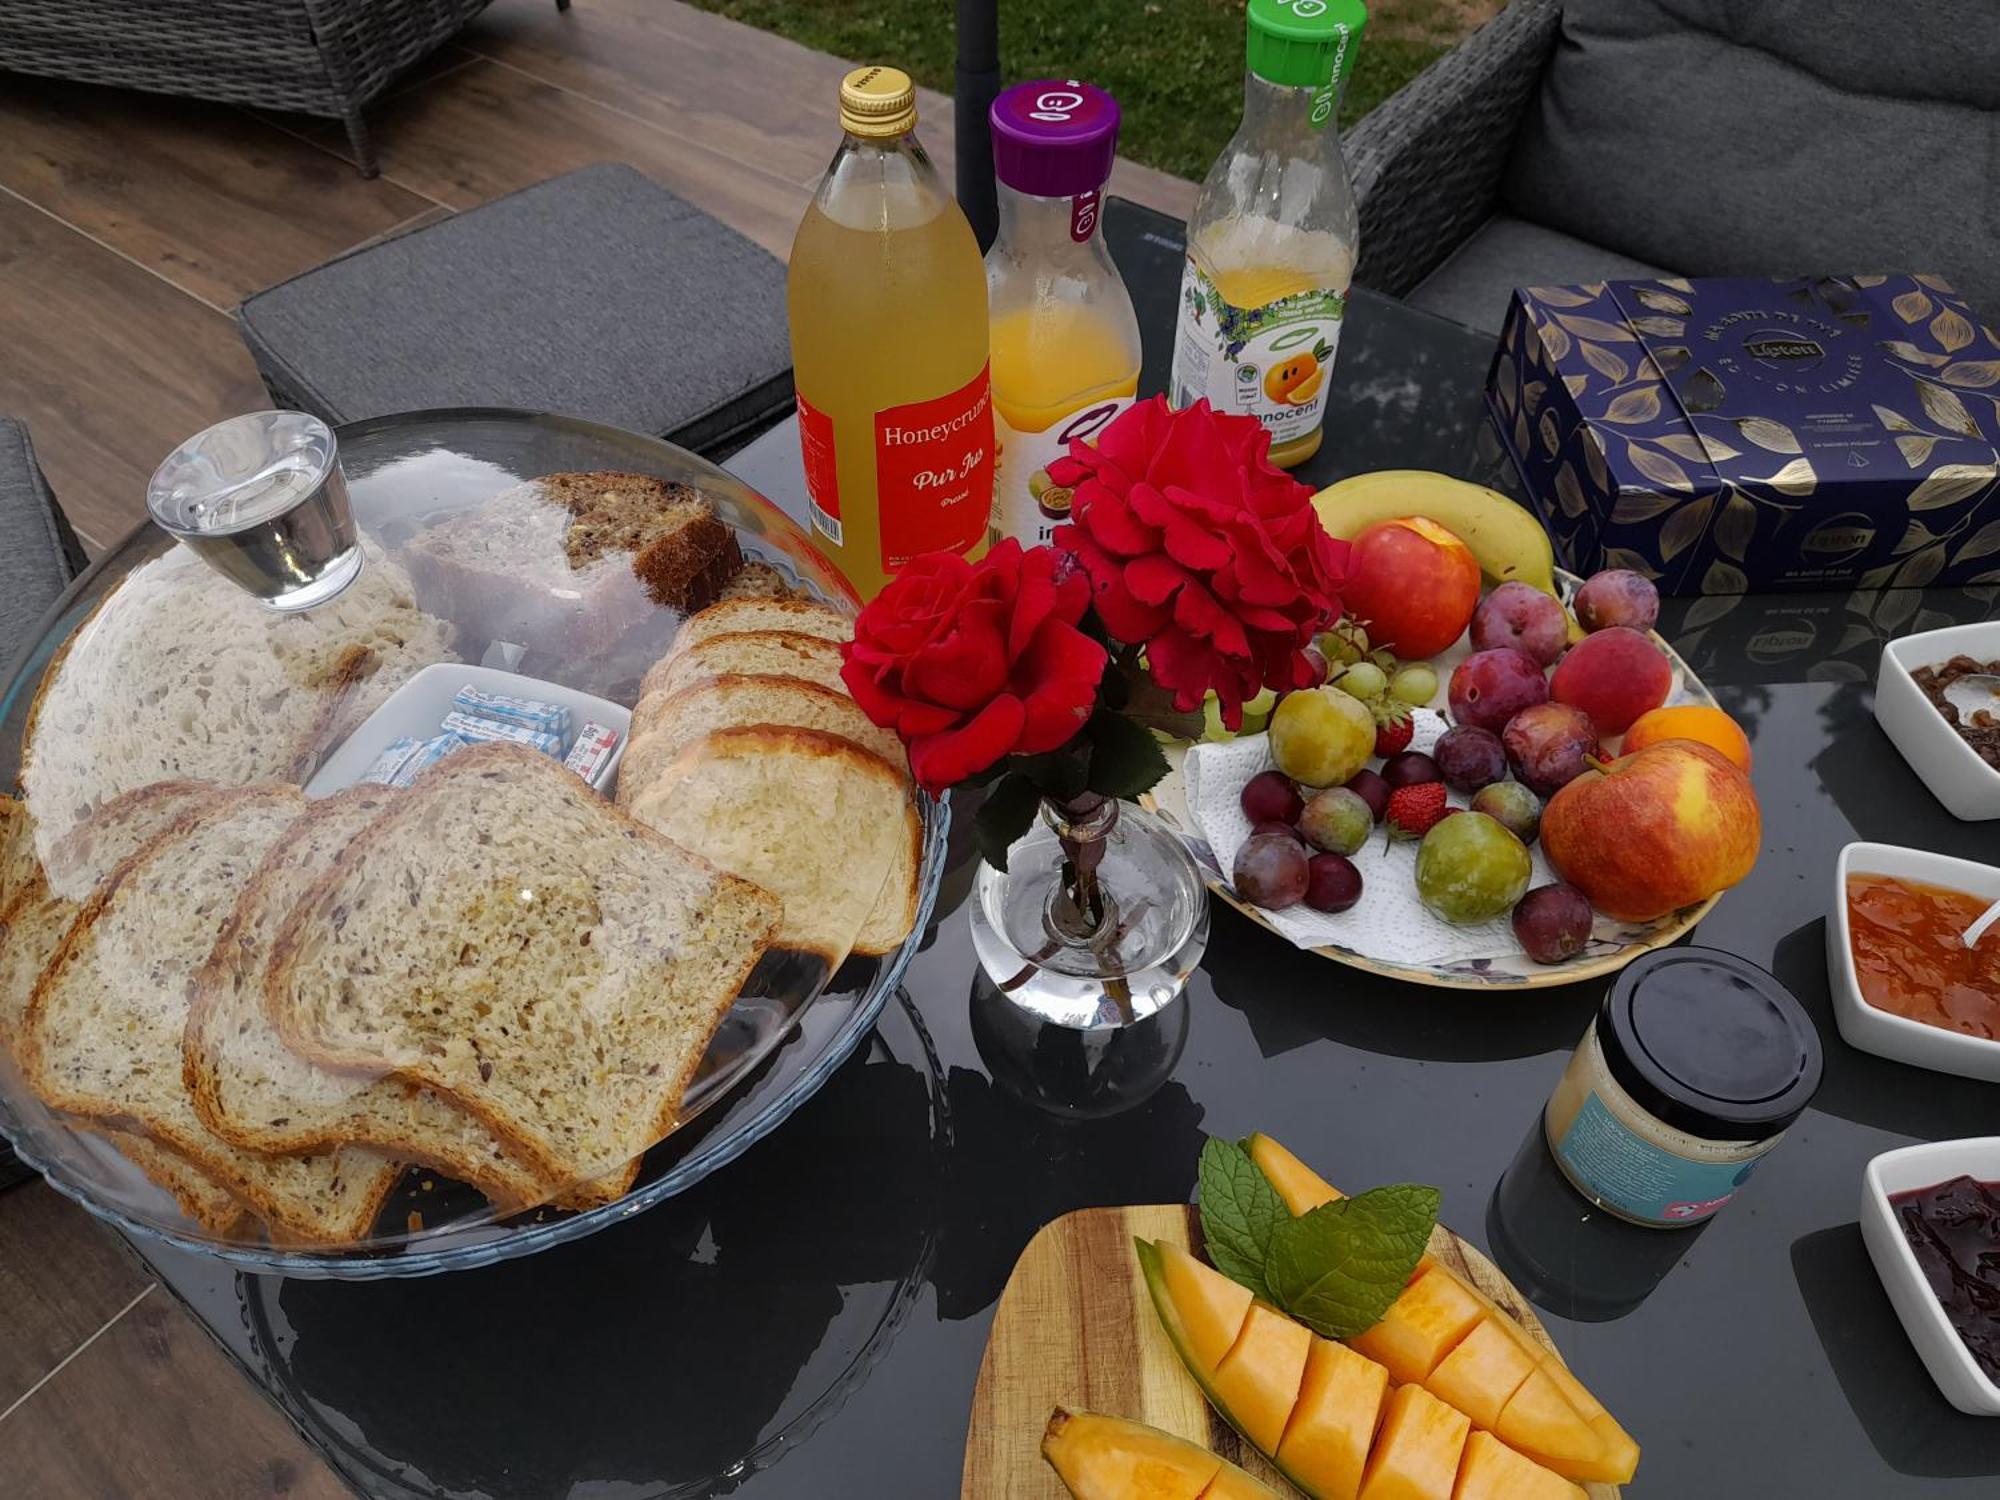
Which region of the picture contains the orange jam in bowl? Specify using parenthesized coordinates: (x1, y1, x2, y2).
(1845, 874, 2000, 1039)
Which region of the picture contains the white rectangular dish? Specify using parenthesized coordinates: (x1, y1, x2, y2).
(1828, 842, 2000, 1082)
(1860, 1138, 2000, 1416)
(304, 663, 629, 797)
(1875, 621, 2000, 820)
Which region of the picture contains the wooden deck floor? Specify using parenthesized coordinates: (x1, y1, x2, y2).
(0, 5, 1191, 1495)
(0, 0, 1192, 557)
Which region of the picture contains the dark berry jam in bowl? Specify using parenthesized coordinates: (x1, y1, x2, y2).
(1891, 1175, 2000, 1386)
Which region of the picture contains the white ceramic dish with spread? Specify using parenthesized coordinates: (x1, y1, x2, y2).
(1875, 621, 2000, 821)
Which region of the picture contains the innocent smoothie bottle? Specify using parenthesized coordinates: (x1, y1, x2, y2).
(1170, 0, 1365, 469)
(985, 79, 1142, 548)
(788, 66, 993, 599)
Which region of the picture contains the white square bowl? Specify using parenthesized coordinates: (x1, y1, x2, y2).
(303, 663, 630, 797)
(1827, 842, 2000, 1083)
(1860, 1138, 2000, 1416)
(1875, 621, 2000, 821)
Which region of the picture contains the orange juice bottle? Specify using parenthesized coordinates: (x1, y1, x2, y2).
(788, 66, 993, 599)
(985, 80, 1142, 548)
(1170, 0, 1365, 469)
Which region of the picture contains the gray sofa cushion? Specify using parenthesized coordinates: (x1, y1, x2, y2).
(0, 418, 84, 684)
(237, 164, 795, 458)
(1504, 0, 2000, 316)
(1409, 214, 1671, 333)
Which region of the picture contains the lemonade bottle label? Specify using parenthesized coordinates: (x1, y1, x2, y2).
(872, 363, 995, 571)
(798, 391, 843, 546)
(1170, 260, 1343, 446)
(993, 394, 1134, 548)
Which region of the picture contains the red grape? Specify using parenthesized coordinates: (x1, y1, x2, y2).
(1512, 883, 1595, 963)
(1381, 750, 1442, 788)
(1343, 768, 1391, 822)
(1234, 833, 1309, 909)
(1304, 853, 1363, 913)
(1241, 769, 1303, 825)
(1433, 725, 1507, 793)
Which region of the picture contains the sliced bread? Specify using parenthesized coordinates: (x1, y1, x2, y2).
(640, 630, 849, 702)
(665, 597, 852, 658)
(623, 726, 920, 959)
(541, 471, 742, 610)
(22, 785, 401, 1246)
(21, 541, 454, 861)
(620, 674, 909, 797)
(715, 561, 803, 603)
(183, 786, 558, 1209)
(80, 1124, 250, 1236)
(0, 796, 38, 913)
(265, 744, 780, 1192)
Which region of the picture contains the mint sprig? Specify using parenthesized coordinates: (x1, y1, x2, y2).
(1195, 1135, 1439, 1341)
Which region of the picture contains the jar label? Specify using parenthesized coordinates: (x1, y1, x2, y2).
(1552, 1090, 1760, 1225)
(1169, 259, 1343, 446)
(875, 364, 994, 571)
(797, 391, 842, 547)
(991, 395, 1134, 549)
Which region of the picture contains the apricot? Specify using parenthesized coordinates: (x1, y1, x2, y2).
(1621, 704, 1751, 771)
(1342, 519, 1483, 659)
(1548, 627, 1671, 735)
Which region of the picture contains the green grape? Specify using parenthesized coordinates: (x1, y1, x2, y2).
(1319, 619, 1369, 668)
(1390, 664, 1439, 706)
(1337, 661, 1388, 701)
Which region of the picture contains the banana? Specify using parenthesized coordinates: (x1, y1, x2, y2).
(1312, 470, 1559, 595)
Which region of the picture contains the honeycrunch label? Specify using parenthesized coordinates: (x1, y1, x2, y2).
(874, 364, 994, 570)
(879, 385, 992, 447)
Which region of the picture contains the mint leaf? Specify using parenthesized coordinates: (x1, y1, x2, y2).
(973, 772, 1042, 873)
(1197, 1137, 1286, 1304)
(1084, 708, 1169, 799)
(1264, 1184, 1441, 1339)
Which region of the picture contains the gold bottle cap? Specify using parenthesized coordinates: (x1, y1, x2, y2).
(839, 65, 918, 139)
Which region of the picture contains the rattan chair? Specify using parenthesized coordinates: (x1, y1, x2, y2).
(0, 0, 570, 177)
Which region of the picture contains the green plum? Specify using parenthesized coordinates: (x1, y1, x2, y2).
(1414, 812, 1532, 925)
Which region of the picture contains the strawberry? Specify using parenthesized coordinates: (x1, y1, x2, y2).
(1374, 716, 1414, 757)
(1384, 782, 1449, 842)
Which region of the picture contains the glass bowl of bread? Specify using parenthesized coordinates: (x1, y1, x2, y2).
(0, 409, 944, 1276)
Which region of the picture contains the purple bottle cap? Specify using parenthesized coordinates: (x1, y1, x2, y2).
(990, 80, 1121, 198)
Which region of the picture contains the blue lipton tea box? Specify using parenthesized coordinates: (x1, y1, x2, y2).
(1486, 275, 2000, 592)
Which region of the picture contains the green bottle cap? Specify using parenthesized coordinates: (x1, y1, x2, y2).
(1246, 0, 1368, 90)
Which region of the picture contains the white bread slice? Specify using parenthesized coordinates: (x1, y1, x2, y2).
(624, 726, 920, 959)
(0, 781, 230, 1043)
(21, 541, 454, 864)
(22, 786, 400, 1247)
(0, 796, 37, 913)
(80, 1123, 251, 1236)
(265, 744, 780, 1192)
(620, 674, 909, 798)
(183, 786, 558, 1209)
(666, 597, 851, 658)
(639, 630, 848, 702)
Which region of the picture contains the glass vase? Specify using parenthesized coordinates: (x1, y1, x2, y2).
(968, 792, 1209, 1030)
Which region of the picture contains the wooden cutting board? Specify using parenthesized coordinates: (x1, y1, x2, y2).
(963, 1204, 1621, 1499)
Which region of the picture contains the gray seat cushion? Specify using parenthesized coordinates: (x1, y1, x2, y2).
(1503, 0, 2000, 316)
(1408, 214, 1671, 334)
(0, 418, 85, 684)
(237, 164, 795, 458)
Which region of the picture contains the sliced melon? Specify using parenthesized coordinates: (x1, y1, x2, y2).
(1493, 1370, 1605, 1480)
(1451, 1431, 1587, 1500)
(1276, 1336, 1389, 1500)
(1212, 1303, 1314, 1454)
(1041, 1408, 1247, 1500)
(1141, 1238, 1256, 1375)
(1350, 1266, 1486, 1386)
(1357, 1384, 1471, 1500)
(1424, 1319, 1538, 1431)
(1248, 1133, 1343, 1215)
(1198, 1467, 1290, 1500)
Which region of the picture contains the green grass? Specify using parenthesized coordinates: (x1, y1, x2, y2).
(685, 0, 1460, 182)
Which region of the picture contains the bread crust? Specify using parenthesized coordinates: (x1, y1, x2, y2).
(640, 629, 849, 701)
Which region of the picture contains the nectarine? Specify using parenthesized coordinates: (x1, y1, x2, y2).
(1341, 518, 1481, 659)
(1549, 627, 1671, 735)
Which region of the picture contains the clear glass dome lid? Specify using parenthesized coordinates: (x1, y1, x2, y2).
(0, 410, 942, 1274)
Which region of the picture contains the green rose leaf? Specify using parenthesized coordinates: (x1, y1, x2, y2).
(973, 772, 1042, 873)
(1264, 1184, 1442, 1339)
(1084, 709, 1169, 799)
(1197, 1138, 1285, 1304)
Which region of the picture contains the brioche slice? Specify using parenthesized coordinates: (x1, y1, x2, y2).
(22, 786, 400, 1246)
(265, 745, 780, 1192)
(621, 674, 910, 798)
(0, 781, 230, 1042)
(184, 787, 558, 1209)
(641, 630, 848, 702)
(80, 1124, 251, 1236)
(624, 726, 919, 959)
(666, 596, 851, 659)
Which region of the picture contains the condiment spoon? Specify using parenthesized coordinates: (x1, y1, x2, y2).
(1963, 894, 2000, 950)
(1942, 672, 2000, 722)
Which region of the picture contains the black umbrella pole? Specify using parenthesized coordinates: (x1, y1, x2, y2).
(955, 0, 1001, 251)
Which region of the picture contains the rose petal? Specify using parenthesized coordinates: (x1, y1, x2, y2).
(909, 694, 1027, 793)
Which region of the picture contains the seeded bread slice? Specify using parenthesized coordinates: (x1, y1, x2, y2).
(0, 781, 231, 1044)
(80, 1124, 251, 1236)
(184, 786, 559, 1209)
(624, 726, 920, 960)
(621, 674, 910, 796)
(0, 797, 39, 914)
(265, 744, 781, 1191)
(22, 786, 401, 1246)
(640, 630, 849, 703)
(665, 597, 852, 658)
(540, 471, 743, 611)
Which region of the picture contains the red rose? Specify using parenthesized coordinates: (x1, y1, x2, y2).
(1049, 396, 1347, 728)
(841, 540, 1108, 795)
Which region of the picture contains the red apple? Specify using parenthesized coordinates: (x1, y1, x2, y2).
(1339, 518, 1482, 660)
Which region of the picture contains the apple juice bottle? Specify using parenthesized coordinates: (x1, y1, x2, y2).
(1170, 0, 1365, 469)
